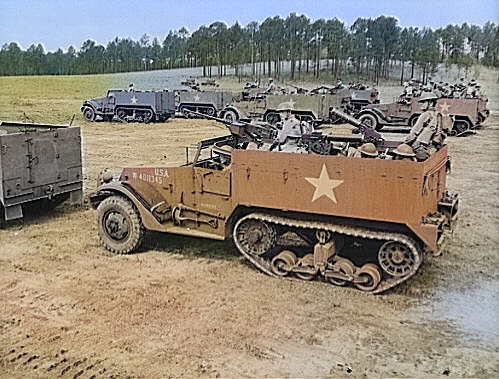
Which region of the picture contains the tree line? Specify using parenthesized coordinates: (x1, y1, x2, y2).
(0, 13, 497, 84)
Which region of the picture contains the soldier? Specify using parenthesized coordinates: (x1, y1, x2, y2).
(392, 143, 417, 161)
(265, 78, 275, 93)
(466, 79, 477, 98)
(404, 92, 445, 161)
(400, 81, 414, 104)
(128, 83, 134, 92)
(352, 142, 378, 158)
(474, 84, 482, 98)
(270, 103, 311, 151)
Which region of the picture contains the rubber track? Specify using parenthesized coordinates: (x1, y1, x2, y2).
(233, 212, 423, 294)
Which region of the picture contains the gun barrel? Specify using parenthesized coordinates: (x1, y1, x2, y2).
(182, 109, 228, 123)
(330, 107, 383, 144)
(330, 107, 362, 127)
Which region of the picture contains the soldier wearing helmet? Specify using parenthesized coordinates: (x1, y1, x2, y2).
(392, 143, 417, 161)
(404, 92, 445, 161)
(353, 142, 378, 158)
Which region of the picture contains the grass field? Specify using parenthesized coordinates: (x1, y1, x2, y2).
(0, 74, 115, 124)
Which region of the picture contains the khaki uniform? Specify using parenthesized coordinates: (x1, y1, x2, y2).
(405, 109, 444, 160)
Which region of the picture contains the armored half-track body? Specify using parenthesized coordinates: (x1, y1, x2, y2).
(222, 88, 379, 125)
(82, 90, 175, 123)
(0, 121, 82, 225)
(175, 90, 233, 117)
(90, 116, 457, 294)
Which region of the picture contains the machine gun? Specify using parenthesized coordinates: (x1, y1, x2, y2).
(298, 108, 387, 155)
(329, 107, 384, 145)
(183, 109, 277, 148)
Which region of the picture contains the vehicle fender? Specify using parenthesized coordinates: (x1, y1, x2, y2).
(367, 107, 388, 121)
(89, 182, 166, 231)
(81, 100, 99, 113)
(357, 108, 384, 122)
(221, 105, 245, 119)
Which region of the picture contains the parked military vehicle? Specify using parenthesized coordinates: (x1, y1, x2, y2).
(89, 109, 458, 294)
(221, 88, 379, 125)
(0, 121, 82, 226)
(81, 90, 176, 123)
(176, 90, 234, 117)
(356, 96, 489, 135)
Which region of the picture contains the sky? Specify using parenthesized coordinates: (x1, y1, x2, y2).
(0, 0, 498, 53)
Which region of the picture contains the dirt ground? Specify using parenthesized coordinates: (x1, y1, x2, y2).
(1, 75, 499, 378)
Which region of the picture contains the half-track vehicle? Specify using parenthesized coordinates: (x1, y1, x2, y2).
(89, 108, 458, 294)
(356, 96, 489, 135)
(0, 121, 82, 226)
(81, 90, 175, 123)
(221, 88, 379, 126)
(175, 90, 234, 117)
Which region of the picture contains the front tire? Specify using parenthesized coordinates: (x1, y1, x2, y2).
(96, 195, 145, 254)
(82, 106, 96, 121)
(358, 113, 380, 130)
(224, 110, 238, 123)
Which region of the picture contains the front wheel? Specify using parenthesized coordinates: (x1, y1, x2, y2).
(224, 110, 238, 123)
(96, 195, 145, 254)
(82, 106, 96, 121)
(358, 113, 380, 130)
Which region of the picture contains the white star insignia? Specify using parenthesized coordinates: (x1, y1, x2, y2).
(194, 95, 201, 102)
(131, 96, 138, 104)
(305, 164, 344, 203)
(288, 97, 295, 108)
(438, 101, 450, 115)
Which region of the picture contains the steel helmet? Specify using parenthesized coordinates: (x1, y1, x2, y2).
(359, 143, 378, 157)
(394, 143, 416, 157)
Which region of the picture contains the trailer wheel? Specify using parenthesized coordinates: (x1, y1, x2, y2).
(96, 195, 145, 254)
(358, 113, 379, 130)
(82, 106, 96, 121)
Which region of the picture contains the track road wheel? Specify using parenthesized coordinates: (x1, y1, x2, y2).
(82, 106, 96, 121)
(327, 258, 355, 286)
(233, 216, 276, 256)
(143, 109, 154, 123)
(354, 263, 381, 292)
(116, 107, 128, 122)
(96, 195, 145, 254)
(295, 254, 316, 280)
(378, 240, 417, 277)
(271, 250, 297, 276)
